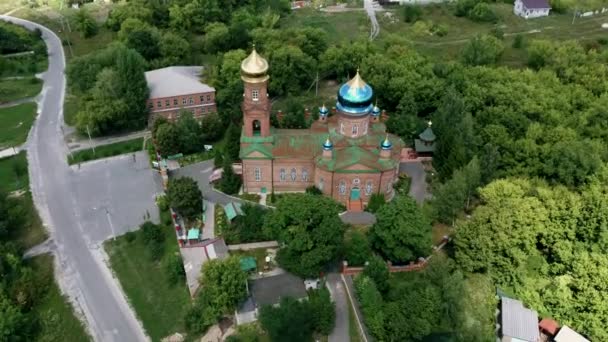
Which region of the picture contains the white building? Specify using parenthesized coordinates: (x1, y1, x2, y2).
(514, 0, 551, 19)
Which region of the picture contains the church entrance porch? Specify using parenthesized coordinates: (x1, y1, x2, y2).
(347, 187, 363, 212)
(350, 187, 360, 200)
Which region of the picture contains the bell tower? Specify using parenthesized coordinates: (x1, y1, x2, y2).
(241, 47, 270, 137)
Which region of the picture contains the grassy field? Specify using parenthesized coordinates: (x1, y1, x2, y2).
(104, 226, 191, 341)
(0, 102, 37, 149)
(0, 151, 29, 192)
(281, 8, 369, 44)
(379, 3, 608, 62)
(0, 77, 42, 103)
(68, 137, 145, 165)
(63, 93, 80, 126)
(28, 254, 91, 342)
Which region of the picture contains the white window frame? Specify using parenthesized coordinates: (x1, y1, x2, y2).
(252, 89, 259, 101)
(340, 122, 345, 134)
(182, 98, 187, 105)
(363, 122, 368, 135)
(319, 178, 324, 191)
(254, 167, 261, 182)
(339, 180, 346, 195)
(280, 169, 286, 182)
(365, 180, 373, 195)
(302, 169, 309, 182)
(352, 124, 358, 137)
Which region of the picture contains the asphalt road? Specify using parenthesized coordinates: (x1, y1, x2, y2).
(169, 159, 242, 205)
(0, 15, 149, 341)
(400, 161, 429, 204)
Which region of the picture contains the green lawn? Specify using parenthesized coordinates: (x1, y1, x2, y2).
(0, 77, 43, 103)
(68, 137, 145, 165)
(28, 254, 91, 342)
(104, 226, 191, 341)
(63, 92, 80, 126)
(0, 102, 37, 149)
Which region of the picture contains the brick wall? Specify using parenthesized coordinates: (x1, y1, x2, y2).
(148, 91, 216, 124)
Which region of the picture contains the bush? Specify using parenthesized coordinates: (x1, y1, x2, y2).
(412, 21, 431, 37)
(345, 230, 372, 266)
(164, 254, 186, 284)
(354, 275, 385, 340)
(140, 221, 165, 260)
(491, 26, 504, 40)
(512, 34, 525, 49)
(305, 186, 322, 195)
(363, 254, 390, 293)
(468, 3, 498, 23)
(124, 231, 137, 243)
(366, 193, 386, 213)
(597, 38, 608, 46)
(403, 4, 423, 23)
(431, 23, 448, 37)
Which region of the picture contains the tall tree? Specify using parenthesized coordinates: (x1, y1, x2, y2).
(166, 177, 203, 221)
(370, 196, 431, 263)
(264, 194, 345, 277)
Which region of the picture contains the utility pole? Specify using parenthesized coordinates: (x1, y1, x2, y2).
(86, 125, 95, 155)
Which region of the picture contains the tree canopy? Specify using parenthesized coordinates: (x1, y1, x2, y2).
(264, 194, 345, 277)
(166, 177, 203, 221)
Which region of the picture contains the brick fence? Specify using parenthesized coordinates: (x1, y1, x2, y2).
(341, 236, 451, 276)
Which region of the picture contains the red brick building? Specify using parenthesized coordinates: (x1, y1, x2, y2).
(145, 66, 216, 124)
(239, 48, 403, 208)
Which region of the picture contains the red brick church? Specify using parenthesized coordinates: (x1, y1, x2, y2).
(239, 48, 403, 208)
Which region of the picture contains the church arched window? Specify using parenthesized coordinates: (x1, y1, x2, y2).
(363, 122, 368, 135)
(254, 168, 261, 182)
(280, 168, 286, 181)
(365, 180, 373, 195)
(252, 89, 259, 101)
(319, 178, 324, 191)
(302, 169, 309, 182)
(340, 122, 345, 134)
(352, 124, 358, 137)
(339, 180, 346, 195)
(291, 168, 297, 181)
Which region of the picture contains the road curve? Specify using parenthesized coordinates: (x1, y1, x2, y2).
(0, 15, 148, 342)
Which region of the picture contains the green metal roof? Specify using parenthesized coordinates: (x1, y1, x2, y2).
(419, 127, 436, 142)
(240, 143, 273, 159)
(223, 202, 243, 221)
(187, 228, 200, 240)
(240, 257, 257, 272)
(414, 139, 435, 153)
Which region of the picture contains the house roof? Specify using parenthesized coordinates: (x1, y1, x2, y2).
(223, 202, 243, 221)
(554, 326, 590, 342)
(240, 257, 257, 272)
(414, 139, 435, 153)
(539, 318, 559, 336)
(250, 273, 307, 307)
(187, 228, 200, 240)
(145, 66, 214, 99)
(206, 239, 228, 260)
(501, 297, 540, 342)
(521, 0, 551, 9)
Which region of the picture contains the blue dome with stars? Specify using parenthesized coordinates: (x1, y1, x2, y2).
(336, 71, 374, 116)
(380, 135, 392, 150)
(323, 137, 333, 150)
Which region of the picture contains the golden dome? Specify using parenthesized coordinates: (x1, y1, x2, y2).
(241, 47, 269, 81)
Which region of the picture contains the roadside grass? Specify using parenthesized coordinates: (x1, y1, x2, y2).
(0, 152, 47, 249)
(0, 152, 29, 192)
(28, 254, 91, 342)
(68, 137, 144, 165)
(0, 102, 37, 149)
(0, 77, 43, 103)
(104, 225, 191, 341)
(63, 92, 80, 126)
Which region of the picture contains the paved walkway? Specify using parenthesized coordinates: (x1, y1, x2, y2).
(202, 201, 215, 240)
(342, 274, 372, 342)
(339, 211, 376, 226)
(227, 241, 279, 251)
(67, 130, 149, 152)
(327, 273, 350, 342)
(0, 145, 23, 159)
(0, 96, 35, 108)
(399, 161, 429, 204)
(23, 238, 56, 259)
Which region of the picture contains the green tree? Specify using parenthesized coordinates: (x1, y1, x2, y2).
(166, 177, 203, 221)
(159, 32, 190, 65)
(308, 288, 336, 335)
(200, 256, 248, 313)
(209, 49, 246, 119)
(344, 230, 372, 266)
(259, 297, 314, 342)
(218, 158, 242, 195)
(371, 196, 431, 263)
(268, 45, 315, 96)
(265, 194, 345, 277)
(72, 8, 98, 38)
(203, 22, 230, 53)
(460, 34, 504, 66)
(363, 254, 390, 293)
(402, 4, 423, 23)
(280, 98, 306, 128)
(106, 0, 153, 31)
(223, 122, 241, 161)
(431, 156, 481, 224)
(155, 122, 182, 156)
(176, 111, 204, 154)
(468, 3, 497, 22)
(366, 193, 386, 213)
(0, 294, 27, 341)
(225, 203, 269, 243)
(200, 113, 224, 143)
(354, 275, 385, 340)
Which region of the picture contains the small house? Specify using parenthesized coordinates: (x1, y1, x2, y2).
(414, 121, 436, 155)
(223, 202, 243, 222)
(554, 326, 590, 342)
(514, 0, 551, 19)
